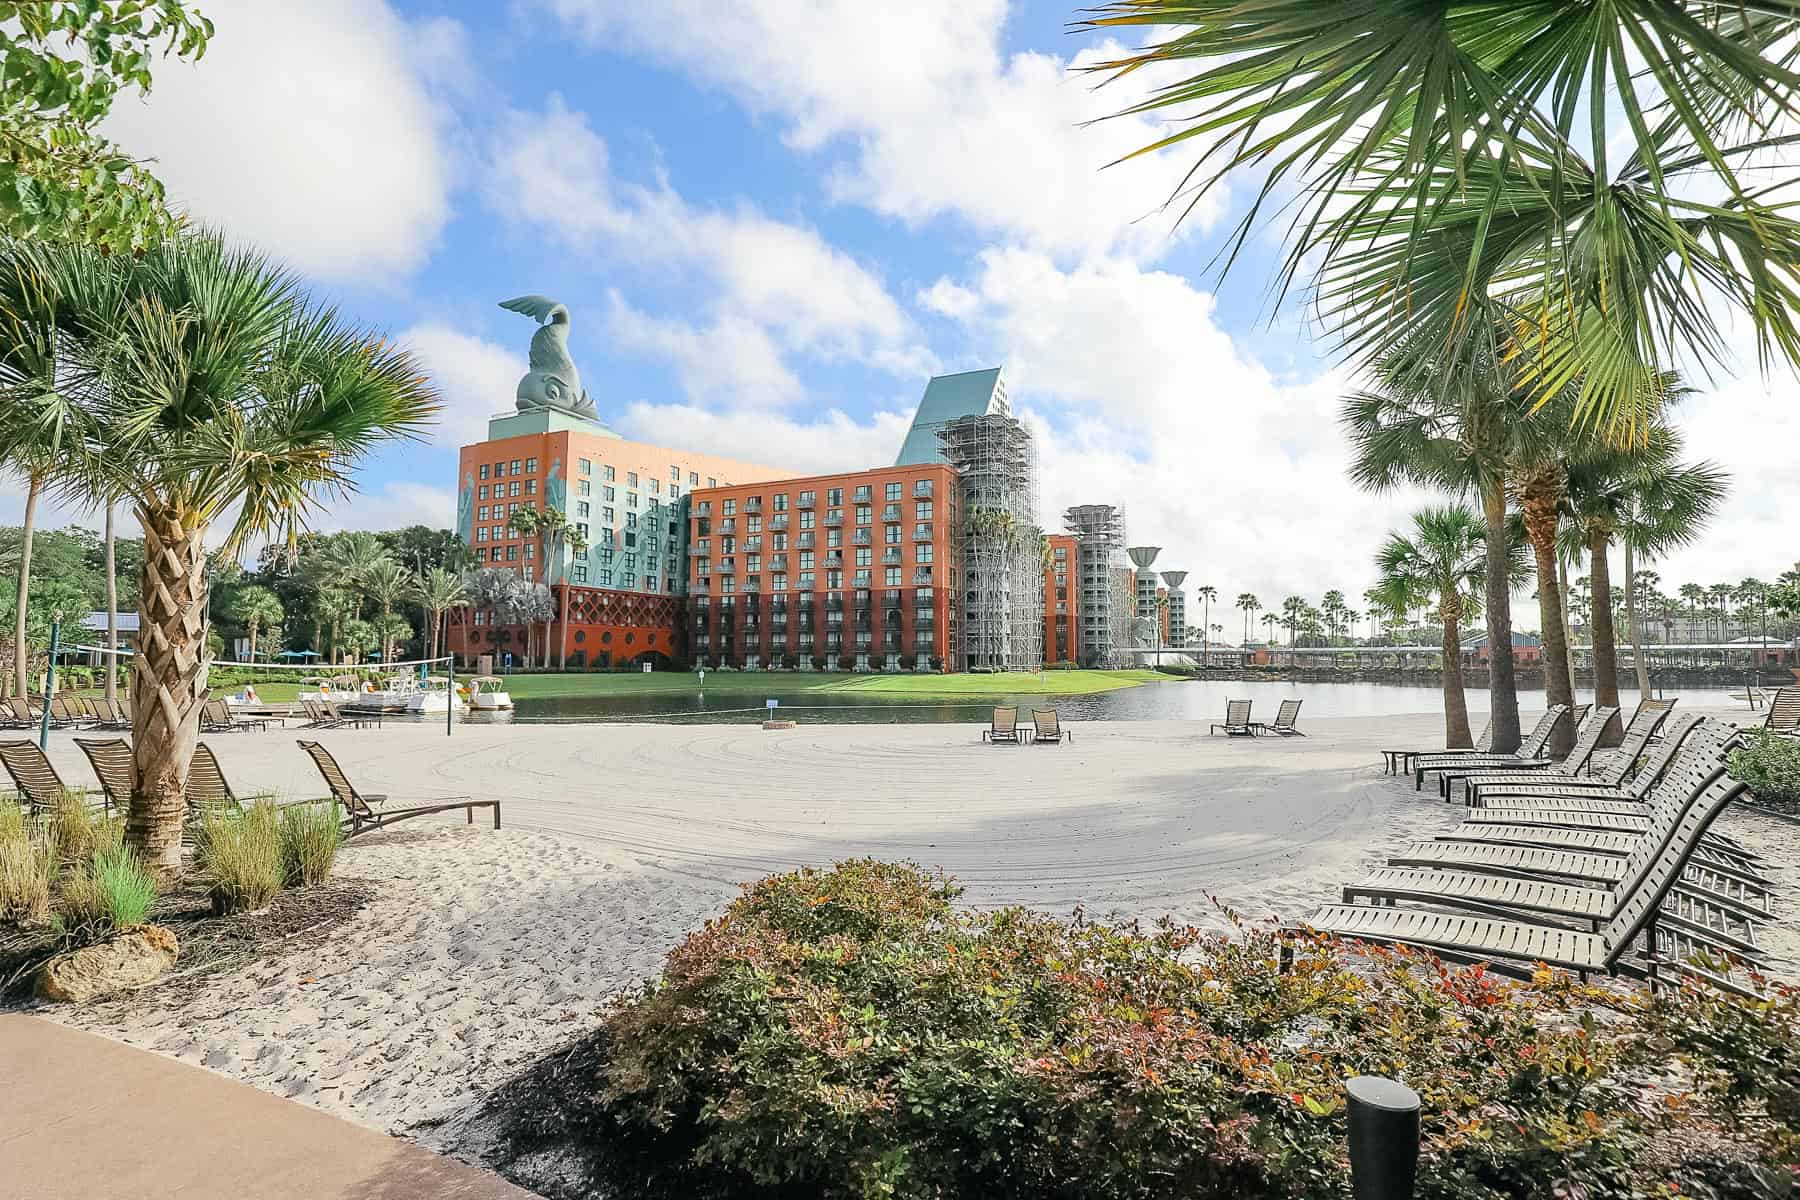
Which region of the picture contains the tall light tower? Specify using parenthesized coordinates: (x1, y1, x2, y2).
(1127, 546, 1161, 660)
(1160, 570, 1187, 652)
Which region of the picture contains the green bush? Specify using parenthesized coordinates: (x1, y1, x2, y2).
(508, 860, 1797, 1200)
(197, 802, 283, 914)
(90, 846, 156, 929)
(51, 791, 121, 866)
(0, 808, 53, 923)
(1728, 729, 1800, 812)
(279, 800, 342, 886)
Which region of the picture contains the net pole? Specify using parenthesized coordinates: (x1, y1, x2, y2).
(38, 616, 60, 751)
(446, 653, 454, 738)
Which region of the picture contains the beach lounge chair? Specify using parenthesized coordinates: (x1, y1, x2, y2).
(297, 739, 499, 838)
(1030, 708, 1069, 745)
(48, 695, 92, 729)
(89, 696, 132, 731)
(1298, 772, 1757, 991)
(1255, 698, 1305, 737)
(1763, 686, 1800, 737)
(4, 696, 41, 729)
(185, 742, 244, 815)
(982, 706, 1021, 745)
(72, 737, 133, 814)
(1383, 718, 1494, 773)
(0, 697, 29, 730)
(1210, 700, 1255, 737)
(1412, 706, 1566, 792)
(324, 697, 379, 729)
(1435, 706, 1618, 801)
(1463, 704, 1670, 805)
(0, 739, 78, 813)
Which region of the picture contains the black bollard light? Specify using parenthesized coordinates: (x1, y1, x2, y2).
(1346, 1075, 1421, 1200)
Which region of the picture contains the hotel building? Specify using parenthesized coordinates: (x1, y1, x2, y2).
(685, 464, 961, 671)
(1044, 533, 1079, 665)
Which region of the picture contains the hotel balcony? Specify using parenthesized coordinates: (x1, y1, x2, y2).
(687, 545, 708, 557)
(823, 513, 844, 527)
(797, 494, 816, 508)
(796, 532, 815, 549)
(913, 481, 933, 497)
(743, 498, 762, 513)
(852, 530, 871, 545)
(881, 549, 902, 565)
(912, 525, 933, 541)
(853, 487, 872, 502)
(882, 505, 901, 521)
(911, 571, 934, 586)
(768, 514, 788, 530)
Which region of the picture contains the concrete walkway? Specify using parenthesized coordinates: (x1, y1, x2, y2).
(0, 1014, 535, 1200)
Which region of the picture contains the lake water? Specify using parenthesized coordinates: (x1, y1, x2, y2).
(507, 679, 1747, 725)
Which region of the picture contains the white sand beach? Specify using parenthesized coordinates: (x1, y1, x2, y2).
(27, 710, 1799, 1155)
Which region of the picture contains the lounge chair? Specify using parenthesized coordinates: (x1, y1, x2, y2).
(1254, 698, 1305, 737)
(90, 696, 132, 731)
(0, 739, 79, 813)
(297, 739, 499, 838)
(0, 697, 29, 730)
(1763, 686, 1800, 737)
(202, 697, 270, 733)
(48, 695, 92, 729)
(1297, 772, 1756, 991)
(1463, 704, 1668, 805)
(1210, 700, 1255, 737)
(72, 737, 133, 815)
(1030, 708, 1069, 745)
(1382, 718, 1494, 775)
(4, 696, 41, 729)
(1412, 706, 1567, 792)
(982, 706, 1021, 745)
(1434, 706, 1618, 801)
(324, 696, 379, 729)
(185, 742, 244, 815)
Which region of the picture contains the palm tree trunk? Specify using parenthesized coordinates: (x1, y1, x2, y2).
(1522, 498, 1574, 755)
(1588, 526, 1621, 711)
(13, 472, 42, 698)
(1439, 594, 1473, 748)
(128, 507, 208, 877)
(1481, 482, 1521, 753)
(557, 583, 568, 670)
(103, 500, 119, 706)
(1625, 541, 1651, 698)
(247, 620, 259, 664)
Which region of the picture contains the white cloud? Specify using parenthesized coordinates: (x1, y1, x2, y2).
(613, 403, 915, 479)
(483, 96, 929, 401)
(308, 481, 459, 535)
(399, 324, 523, 448)
(103, 0, 455, 285)
(535, 0, 1210, 261)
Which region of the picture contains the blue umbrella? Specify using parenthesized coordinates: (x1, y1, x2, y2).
(277, 649, 320, 659)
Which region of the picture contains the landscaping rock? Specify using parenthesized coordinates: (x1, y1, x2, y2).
(36, 926, 179, 1004)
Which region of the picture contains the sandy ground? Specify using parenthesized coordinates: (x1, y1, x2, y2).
(24, 707, 1799, 1157)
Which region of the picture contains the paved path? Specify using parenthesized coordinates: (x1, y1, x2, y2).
(0, 1014, 535, 1200)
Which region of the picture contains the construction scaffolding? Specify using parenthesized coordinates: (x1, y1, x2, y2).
(939, 413, 1044, 671)
(1064, 504, 1130, 668)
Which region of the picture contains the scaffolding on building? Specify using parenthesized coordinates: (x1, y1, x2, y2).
(938, 413, 1044, 671)
(1064, 503, 1130, 668)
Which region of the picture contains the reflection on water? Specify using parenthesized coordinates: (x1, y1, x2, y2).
(512, 679, 1744, 726)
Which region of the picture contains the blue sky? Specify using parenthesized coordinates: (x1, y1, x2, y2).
(11, 0, 1794, 610)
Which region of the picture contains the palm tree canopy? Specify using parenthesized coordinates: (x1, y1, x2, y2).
(359, 558, 414, 611)
(228, 585, 284, 630)
(1560, 423, 1730, 556)
(1083, 2, 1800, 436)
(411, 566, 471, 612)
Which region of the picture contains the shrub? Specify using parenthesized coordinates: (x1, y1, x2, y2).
(1728, 729, 1800, 812)
(279, 801, 343, 887)
(505, 860, 1798, 1200)
(0, 812, 54, 923)
(197, 803, 283, 914)
(91, 847, 156, 929)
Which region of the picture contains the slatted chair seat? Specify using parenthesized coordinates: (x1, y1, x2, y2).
(1210, 699, 1255, 737)
(48, 695, 91, 728)
(4, 697, 40, 728)
(1434, 823, 1763, 883)
(1256, 698, 1305, 736)
(1763, 686, 1799, 735)
(982, 706, 1020, 744)
(1030, 709, 1068, 745)
(0, 739, 73, 812)
(297, 739, 499, 838)
(1466, 704, 1679, 803)
(94, 696, 132, 730)
(1413, 706, 1567, 790)
(72, 737, 133, 815)
(1437, 705, 1619, 800)
(1345, 867, 1616, 921)
(185, 742, 240, 814)
(1467, 712, 1704, 808)
(1305, 904, 1611, 974)
(1381, 719, 1493, 774)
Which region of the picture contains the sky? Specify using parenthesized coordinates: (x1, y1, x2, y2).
(8, 0, 1798, 619)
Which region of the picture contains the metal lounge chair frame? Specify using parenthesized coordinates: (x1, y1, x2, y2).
(1256, 698, 1305, 737)
(72, 737, 133, 815)
(1211, 699, 1255, 737)
(1411, 706, 1567, 791)
(296, 739, 499, 838)
(982, 706, 1021, 745)
(1030, 708, 1069, 745)
(0, 739, 76, 813)
(1436, 706, 1618, 801)
(1381, 718, 1493, 775)
(1296, 773, 1754, 991)
(1464, 704, 1675, 803)
(1763, 686, 1800, 736)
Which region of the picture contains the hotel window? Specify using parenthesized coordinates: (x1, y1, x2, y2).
(602, 506, 615, 523)
(627, 471, 639, 487)
(573, 564, 588, 583)
(579, 458, 592, 476)
(670, 484, 680, 499)
(522, 565, 533, 580)
(510, 459, 521, 475)
(479, 464, 490, 480)
(478, 485, 489, 500)
(508, 502, 520, 515)
(689, 471, 699, 486)
(747, 515, 761, 534)
(773, 493, 788, 511)
(855, 548, 872, 567)
(916, 500, 933, 519)
(773, 533, 787, 551)
(603, 486, 615, 501)
(722, 498, 736, 516)
(477, 505, 487, 521)
(575, 523, 589, 544)
(525, 457, 537, 473)
(647, 574, 658, 591)
(827, 569, 843, 589)
(747, 555, 762, 573)
(799, 511, 815, 529)
(853, 485, 871, 502)
(475, 526, 487, 542)
(524, 543, 535, 559)
(772, 573, 788, 591)
(916, 544, 934, 563)
(827, 530, 842, 548)
(745, 535, 761, 551)
(475, 547, 488, 562)
(671, 465, 680, 481)
(524, 479, 536, 496)
(626, 512, 639, 528)
(598, 569, 613, 586)
(885, 567, 902, 586)
(507, 481, 519, 497)
(827, 488, 843, 505)
(577, 480, 590, 496)
(884, 525, 900, 545)
(604, 465, 616, 481)
(853, 570, 871, 587)
(799, 571, 815, 589)
(719, 576, 734, 593)
(627, 492, 638, 508)
(505, 545, 518, 562)
(885, 482, 901, 501)
(855, 506, 871, 525)
(707, 476, 716, 488)
(800, 551, 815, 570)
(576, 501, 590, 518)
(624, 532, 637, 549)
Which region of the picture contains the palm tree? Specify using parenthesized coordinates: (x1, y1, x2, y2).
(0, 234, 437, 873)
(370, 611, 414, 665)
(535, 505, 580, 669)
(1236, 593, 1259, 646)
(1376, 506, 1490, 746)
(358, 558, 414, 664)
(315, 588, 356, 664)
(228, 585, 284, 663)
(102, 498, 118, 705)
(410, 567, 471, 661)
(1085, 3, 1800, 436)
(1195, 585, 1216, 655)
(1260, 612, 1278, 645)
(1342, 334, 1527, 751)
(1280, 595, 1305, 648)
(318, 532, 392, 620)
(1564, 426, 1727, 710)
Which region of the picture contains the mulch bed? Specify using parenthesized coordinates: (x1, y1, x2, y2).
(0, 877, 375, 1004)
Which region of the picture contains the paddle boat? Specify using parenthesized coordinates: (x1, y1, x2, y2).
(404, 675, 470, 718)
(467, 675, 512, 711)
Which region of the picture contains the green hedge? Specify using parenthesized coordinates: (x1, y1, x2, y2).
(492, 861, 1797, 1199)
